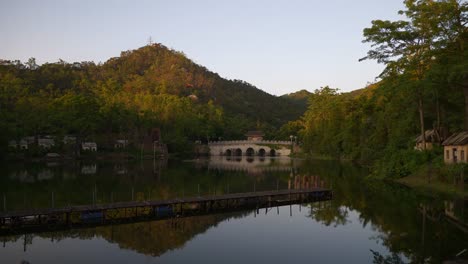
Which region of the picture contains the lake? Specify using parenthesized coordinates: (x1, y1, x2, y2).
(1, 157, 467, 263)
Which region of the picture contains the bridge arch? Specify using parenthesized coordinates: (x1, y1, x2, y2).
(234, 148, 242, 156)
(258, 148, 266, 156)
(270, 149, 276, 156)
(246, 147, 255, 156)
(225, 149, 232, 156)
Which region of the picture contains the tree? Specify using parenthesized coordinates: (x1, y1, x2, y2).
(361, 0, 467, 148)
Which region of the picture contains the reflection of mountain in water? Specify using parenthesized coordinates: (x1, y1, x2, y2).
(3, 212, 249, 257)
(201, 156, 299, 175)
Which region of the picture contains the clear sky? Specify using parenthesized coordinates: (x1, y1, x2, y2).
(0, 0, 406, 95)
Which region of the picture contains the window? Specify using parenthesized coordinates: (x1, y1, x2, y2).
(446, 150, 449, 159)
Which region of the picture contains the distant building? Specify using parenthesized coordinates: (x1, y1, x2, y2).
(114, 139, 129, 149)
(414, 129, 446, 150)
(8, 140, 17, 149)
(19, 139, 29, 150)
(442, 131, 468, 164)
(81, 164, 97, 174)
(82, 142, 97, 151)
(63, 135, 77, 145)
(19, 136, 35, 150)
(38, 138, 55, 149)
(245, 131, 264, 141)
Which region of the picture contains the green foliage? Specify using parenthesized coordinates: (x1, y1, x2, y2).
(372, 148, 440, 179)
(0, 44, 307, 157)
(298, 1, 467, 180)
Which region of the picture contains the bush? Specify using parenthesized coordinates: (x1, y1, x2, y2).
(372, 147, 442, 179)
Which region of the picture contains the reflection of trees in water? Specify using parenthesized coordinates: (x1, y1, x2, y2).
(299, 160, 468, 263)
(2, 212, 249, 257)
(308, 201, 349, 227)
(370, 250, 406, 264)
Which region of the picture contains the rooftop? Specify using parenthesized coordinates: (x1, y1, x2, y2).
(442, 131, 468, 146)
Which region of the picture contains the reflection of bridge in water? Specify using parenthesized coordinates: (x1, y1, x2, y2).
(204, 156, 297, 173)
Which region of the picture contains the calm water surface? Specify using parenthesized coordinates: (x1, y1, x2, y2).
(0, 157, 467, 263)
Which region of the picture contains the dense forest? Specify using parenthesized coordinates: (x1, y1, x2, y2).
(298, 0, 467, 178)
(0, 43, 305, 157)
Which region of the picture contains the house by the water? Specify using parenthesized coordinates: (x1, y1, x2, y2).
(442, 131, 468, 164)
(414, 129, 447, 151)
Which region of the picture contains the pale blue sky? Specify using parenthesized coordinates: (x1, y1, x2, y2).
(0, 0, 405, 95)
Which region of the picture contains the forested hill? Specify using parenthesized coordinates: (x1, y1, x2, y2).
(281, 89, 312, 113)
(0, 43, 307, 154)
(100, 43, 305, 126)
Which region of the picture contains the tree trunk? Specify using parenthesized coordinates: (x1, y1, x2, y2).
(436, 90, 441, 131)
(464, 85, 468, 131)
(419, 97, 426, 150)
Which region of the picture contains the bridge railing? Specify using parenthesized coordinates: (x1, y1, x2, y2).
(208, 140, 291, 146)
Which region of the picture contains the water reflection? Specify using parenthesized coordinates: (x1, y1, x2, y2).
(202, 156, 296, 173)
(0, 158, 467, 263)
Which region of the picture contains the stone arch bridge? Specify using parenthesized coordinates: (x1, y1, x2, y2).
(208, 140, 292, 157)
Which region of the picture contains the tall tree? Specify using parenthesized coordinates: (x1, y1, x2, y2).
(361, 0, 467, 148)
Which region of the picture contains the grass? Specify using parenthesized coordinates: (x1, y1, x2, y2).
(397, 167, 468, 197)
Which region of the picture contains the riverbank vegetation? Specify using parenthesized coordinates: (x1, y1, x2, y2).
(296, 0, 467, 185)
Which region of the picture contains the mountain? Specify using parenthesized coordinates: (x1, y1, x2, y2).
(281, 89, 311, 114)
(0, 43, 308, 153)
(100, 43, 306, 128)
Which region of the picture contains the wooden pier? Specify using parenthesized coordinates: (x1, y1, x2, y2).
(0, 188, 332, 236)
